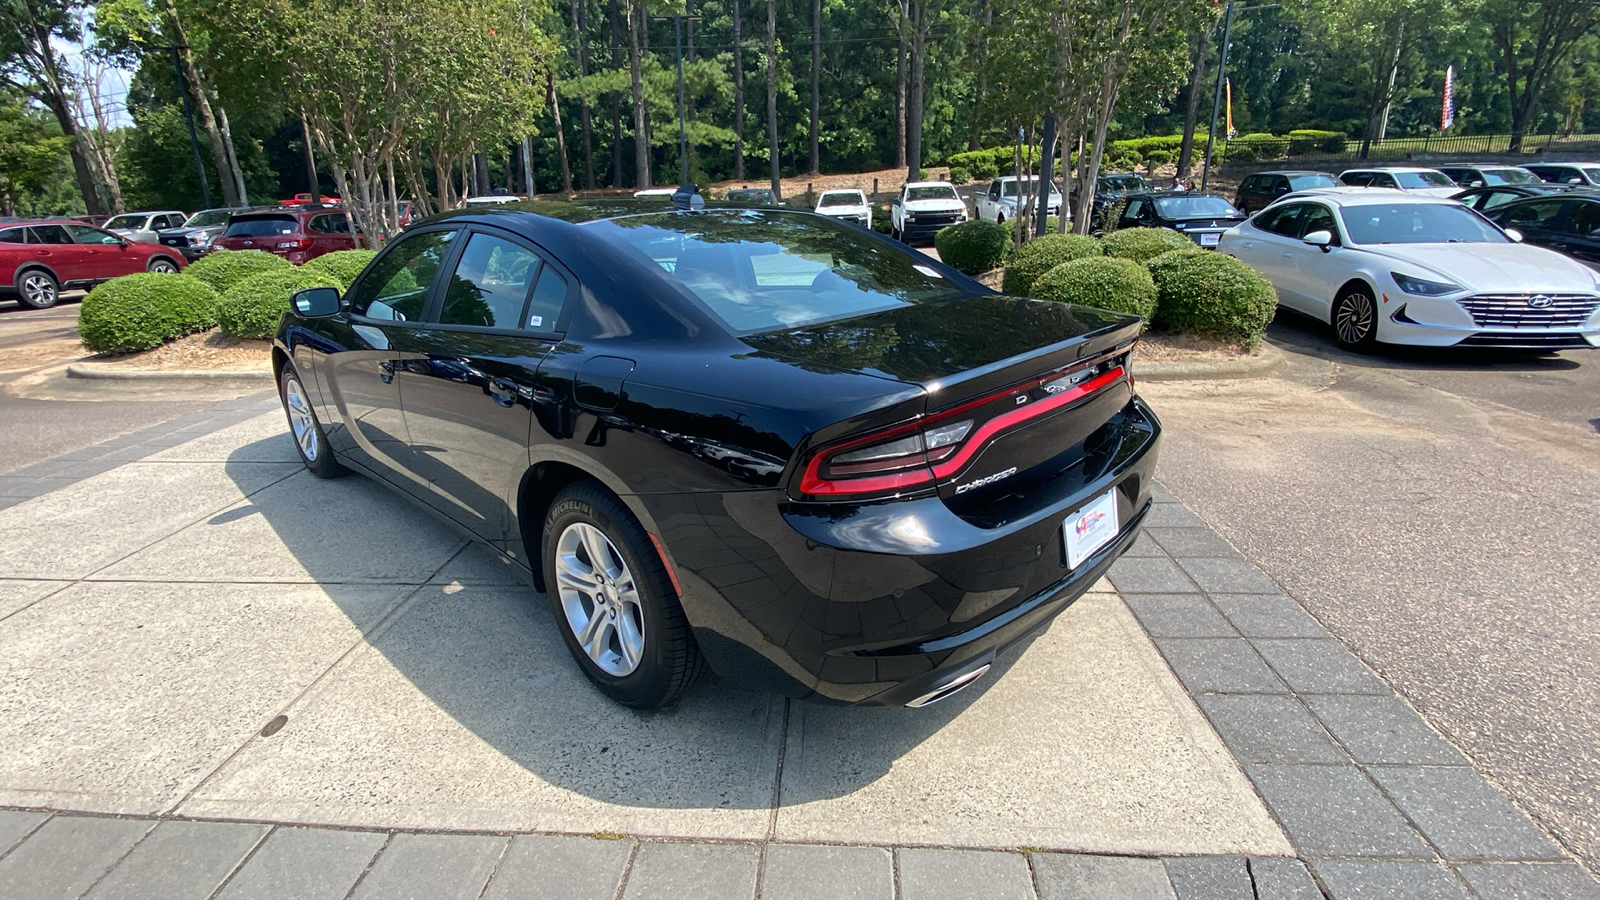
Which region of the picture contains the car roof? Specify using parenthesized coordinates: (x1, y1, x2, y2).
(1250, 170, 1336, 177)
(1123, 190, 1233, 201)
(1273, 187, 1459, 207)
(1526, 161, 1599, 167)
(1439, 163, 1527, 170)
(1339, 166, 1444, 173)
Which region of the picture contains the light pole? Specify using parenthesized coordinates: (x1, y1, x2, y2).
(1199, 0, 1235, 194)
(653, 14, 701, 187)
(154, 44, 212, 209)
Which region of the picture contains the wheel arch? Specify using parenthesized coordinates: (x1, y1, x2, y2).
(14, 261, 60, 287)
(146, 252, 182, 271)
(1332, 277, 1378, 324)
(516, 456, 664, 593)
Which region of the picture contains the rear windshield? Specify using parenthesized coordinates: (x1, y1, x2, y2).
(1154, 195, 1239, 218)
(1394, 171, 1456, 189)
(1338, 203, 1509, 245)
(589, 210, 965, 335)
(104, 214, 147, 230)
(224, 216, 298, 237)
(1286, 174, 1338, 190)
(818, 191, 865, 207)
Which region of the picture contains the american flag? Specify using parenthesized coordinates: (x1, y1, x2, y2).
(1441, 65, 1455, 130)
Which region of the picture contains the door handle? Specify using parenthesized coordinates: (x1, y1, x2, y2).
(379, 361, 395, 383)
(488, 377, 517, 408)
(1282, 251, 1296, 259)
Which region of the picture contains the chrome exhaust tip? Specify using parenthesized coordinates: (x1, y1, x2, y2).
(904, 663, 991, 708)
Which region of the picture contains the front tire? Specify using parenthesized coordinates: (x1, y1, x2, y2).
(1332, 284, 1380, 352)
(543, 482, 703, 710)
(279, 362, 343, 478)
(147, 257, 180, 274)
(15, 269, 59, 309)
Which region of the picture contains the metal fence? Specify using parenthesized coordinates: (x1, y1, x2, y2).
(1217, 131, 1600, 164)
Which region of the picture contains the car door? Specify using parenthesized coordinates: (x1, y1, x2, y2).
(1554, 199, 1600, 267)
(1282, 203, 1347, 320)
(1119, 198, 1148, 230)
(61, 223, 141, 279)
(395, 227, 571, 546)
(1234, 204, 1309, 310)
(323, 226, 460, 498)
(1492, 198, 1568, 252)
(28, 223, 101, 283)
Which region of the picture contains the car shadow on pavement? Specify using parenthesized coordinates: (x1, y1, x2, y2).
(219, 439, 1025, 814)
(1268, 312, 1585, 372)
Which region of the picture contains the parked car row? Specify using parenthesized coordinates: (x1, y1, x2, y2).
(1236, 161, 1600, 213)
(0, 219, 185, 309)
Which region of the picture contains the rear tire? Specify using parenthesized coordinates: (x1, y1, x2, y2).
(15, 269, 59, 310)
(279, 362, 343, 478)
(543, 481, 703, 710)
(1332, 284, 1380, 352)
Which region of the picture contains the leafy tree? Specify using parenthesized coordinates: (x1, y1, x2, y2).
(1485, 0, 1600, 149)
(0, 0, 107, 212)
(0, 85, 73, 215)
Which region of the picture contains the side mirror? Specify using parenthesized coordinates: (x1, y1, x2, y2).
(1303, 230, 1334, 250)
(1504, 228, 1524, 243)
(1470, 180, 1484, 187)
(292, 286, 341, 317)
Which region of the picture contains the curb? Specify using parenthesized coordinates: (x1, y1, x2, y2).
(66, 361, 272, 386)
(1134, 341, 1284, 382)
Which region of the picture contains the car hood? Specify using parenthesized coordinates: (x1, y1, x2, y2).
(818, 205, 870, 216)
(1402, 187, 1463, 199)
(903, 198, 966, 212)
(1354, 243, 1600, 293)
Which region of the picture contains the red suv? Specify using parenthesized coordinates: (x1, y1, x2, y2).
(213, 208, 359, 264)
(1, 219, 185, 309)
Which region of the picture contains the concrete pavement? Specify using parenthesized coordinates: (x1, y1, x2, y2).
(0, 390, 1593, 897)
(1141, 320, 1600, 880)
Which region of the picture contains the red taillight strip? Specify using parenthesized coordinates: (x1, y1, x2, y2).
(798, 463, 937, 496)
(929, 366, 1124, 478)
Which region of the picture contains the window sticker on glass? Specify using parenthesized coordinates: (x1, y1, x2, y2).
(528, 315, 543, 327)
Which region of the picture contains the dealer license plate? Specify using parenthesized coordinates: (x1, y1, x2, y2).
(1064, 489, 1119, 570)
(1200, 232, 1221, 246)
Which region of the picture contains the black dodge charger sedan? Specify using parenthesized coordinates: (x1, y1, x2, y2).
(274, 200, 1161, 710)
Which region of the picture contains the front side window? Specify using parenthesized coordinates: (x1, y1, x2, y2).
(1570, 201, 1600, 236)
(590, 210, 965, 335)
(1341, 203, 1510, 244)
(1478, 191, 1522, 210)
(1298, 204, 1338, 239)
(1494, 199, 1565, 228)
(349, 228, 457, 320)
(439, 232, 541, 329)
(1124, 199, 1147, 221)
(63, 224, 117, 244)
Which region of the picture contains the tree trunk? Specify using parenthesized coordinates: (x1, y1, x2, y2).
(77, 80, 124, 213)
(608, 0, 624, 185)
(217, 106, 248, 206)
(969, 1, 992, 151)
(165, 2, 239, 206)
(549, 73, 574, 194)
(300, 116, 320, 203)
(906, 1, 927, 181)
(384, 154, 400, 241)
(28, 56, 105, 213)
(766, 0, 781, 198)
(809, 0, 821, 176)
(573, 0, 596, 190)
(894, 5, 907, 169)
(732, 0, 745, 181)
(1177, 28, 1209, 179)
(474, 153, 490, 196)
(629, 2, 651, 189)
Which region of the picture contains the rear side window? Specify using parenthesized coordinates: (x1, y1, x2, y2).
(350, 228, 457, 321)
(525, 266, 568, 330)
(29, 224, 72, 244)
(1256, 204, 1305, 236)
(439, 232, 541, 329)
(225, 216, 297, 237)
(0, 227, 25, 243)
(309, 214, 350, 234)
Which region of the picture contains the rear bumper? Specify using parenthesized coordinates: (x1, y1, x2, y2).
(648, 395, 1162, 705)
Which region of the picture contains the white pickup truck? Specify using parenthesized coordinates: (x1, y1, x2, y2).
(974, 176, 1065, 224)
(890, 181, 968, 243)
(814, 189, 872, 226)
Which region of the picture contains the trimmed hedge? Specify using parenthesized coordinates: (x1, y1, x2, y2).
(1000, 233, 1103, 295)
(1146, 250, 1277, 347)
(1102, 227, 1195, 262)
(948, 165, 972, 185)
(302, 249, 377, 290)
(183, 249, 291, 293)
(219, 268, 339, 340)
(1031, 257, 1157, 324)
(79, 273, 220, 354)
(934, 220, 1010, 275)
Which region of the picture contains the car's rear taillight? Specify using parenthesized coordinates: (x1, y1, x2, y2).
(797, 358, 1126, 501)
(276, 237, 312, 250)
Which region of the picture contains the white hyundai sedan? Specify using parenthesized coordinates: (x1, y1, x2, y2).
(1218, 188, 1600, 351)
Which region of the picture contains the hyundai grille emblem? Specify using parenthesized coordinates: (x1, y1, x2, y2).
(1527, 295, 1554, 309)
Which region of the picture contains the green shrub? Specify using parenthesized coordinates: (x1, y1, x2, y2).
(1287, 129, 1346, 153)
(302, 249, 377, 290)
(1102, 226, 1195, 262)
(1000, 233, 1104, 295)
(78, 273, 220, 354)
(1224, 143, 1259, 163)
(1237, 132, 1289, 158)
(218, 268, 339, 340)
(183, 249, 291, 293)
(1146, 249, 1277, 347)
(972, 158, 999, 181)
(948, 165, 972, 185)
(871, 205, 893, 233)
(1030, 256, 1157, 324)
(1145, 149, 1174, 171)
(934, 220, 1009, 275)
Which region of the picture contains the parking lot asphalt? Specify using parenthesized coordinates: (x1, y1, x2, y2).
(1140, 320, 1600, 878)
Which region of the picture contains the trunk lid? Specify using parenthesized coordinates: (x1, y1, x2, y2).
(751, 294, 1141, 508)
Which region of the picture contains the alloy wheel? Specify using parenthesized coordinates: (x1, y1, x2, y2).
(21, 273, 56, 307)
(149, 259, 179, 274)
(283, 374, 319, 462)
(1335, 291, 1376, 346)
(555, 522, 646, 677)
